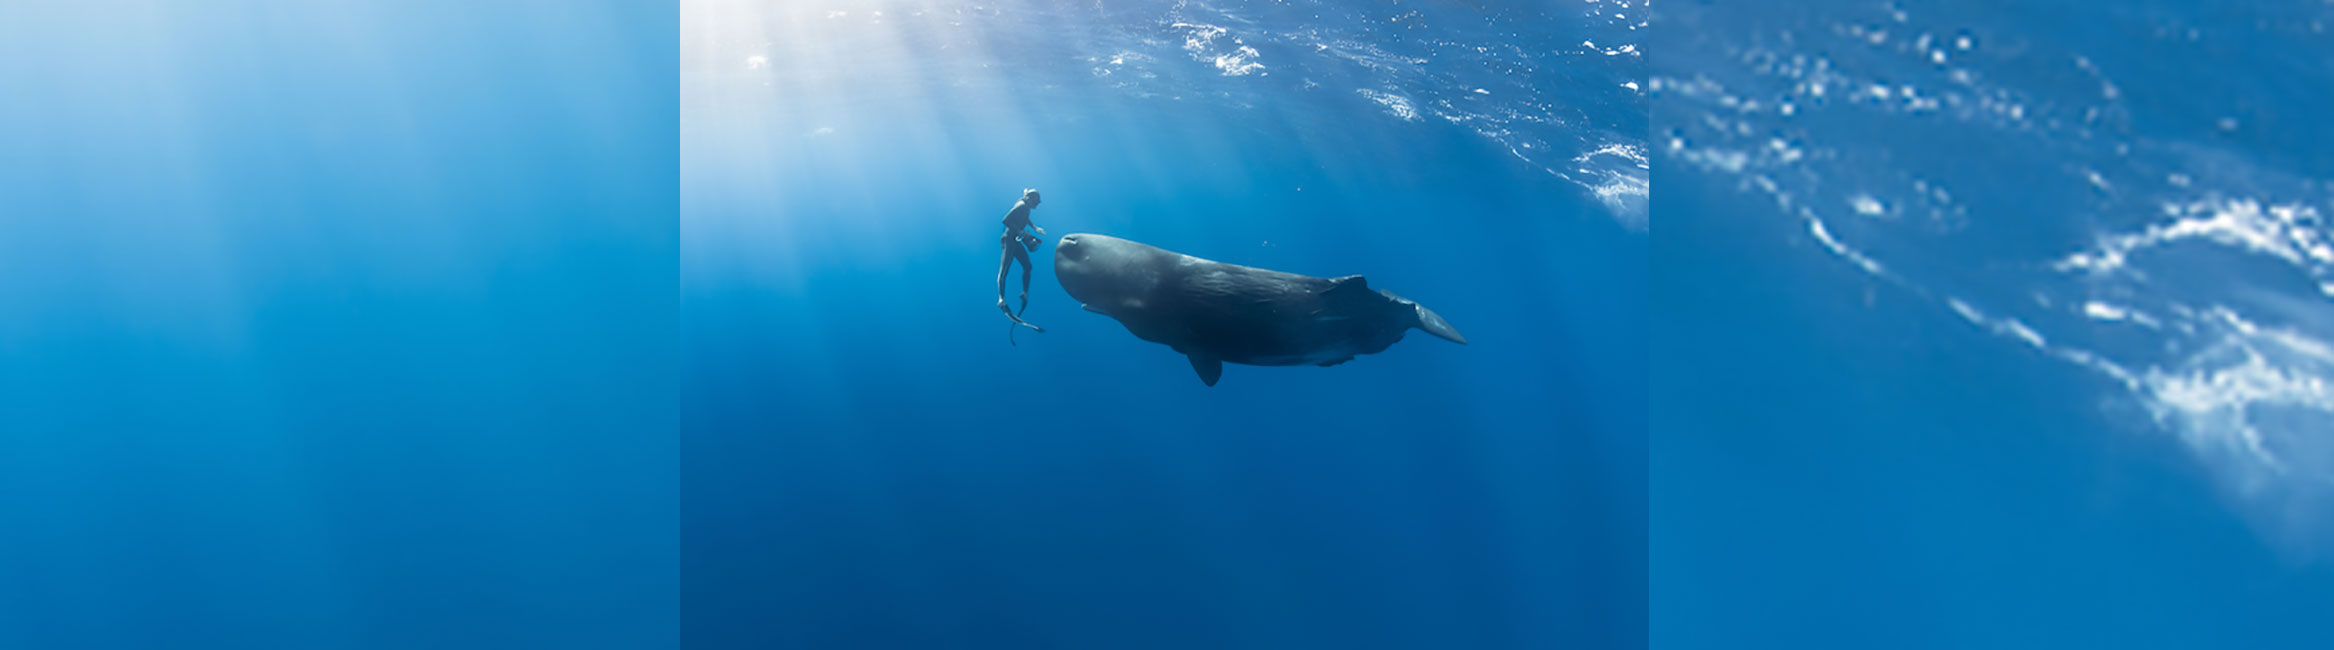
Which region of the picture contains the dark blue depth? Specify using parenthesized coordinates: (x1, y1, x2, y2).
(0, 2, 678, 647)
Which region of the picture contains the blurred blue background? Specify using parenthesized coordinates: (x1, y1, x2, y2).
(681, 1, 1645, 648)
(0, 2, 676, 647)
(1654, 1, 2334, 647)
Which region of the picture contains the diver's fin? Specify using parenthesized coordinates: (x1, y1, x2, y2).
(1188, 355, 1223, 387)
(1000, 300, 1044, 336)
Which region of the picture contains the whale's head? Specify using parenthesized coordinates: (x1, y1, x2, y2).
(1054, 233, 1169, 316)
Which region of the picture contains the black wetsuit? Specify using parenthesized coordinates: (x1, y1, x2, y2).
(1001, 201, 1037, 264)
(996, 198, 1045, 336)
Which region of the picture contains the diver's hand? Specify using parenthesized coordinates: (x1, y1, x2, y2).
(1033, 226, 1046, 236)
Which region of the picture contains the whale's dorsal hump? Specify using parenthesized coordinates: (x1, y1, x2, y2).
(1322, 275, 1376, 306)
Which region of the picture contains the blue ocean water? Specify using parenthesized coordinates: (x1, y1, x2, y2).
(682, 1, 1645, 648)
(39, 2, 2330, 647)
(1654, 1, 2334, 647)
(0, 2, 677, 647)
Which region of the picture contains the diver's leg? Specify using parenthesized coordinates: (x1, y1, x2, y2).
(996, 247, 1014, 311)
(996, 247, 1045, 334)
(1015, 248, 1034, 314)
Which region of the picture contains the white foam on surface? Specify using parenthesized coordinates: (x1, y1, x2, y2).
(1657, 0, 2334, 551)
(1354, 88, 1419, 121)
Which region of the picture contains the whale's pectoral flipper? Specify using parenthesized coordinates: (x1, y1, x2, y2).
(1188, 354, 1223, 387)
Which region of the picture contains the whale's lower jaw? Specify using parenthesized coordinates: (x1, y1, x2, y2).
(1218, 347, 1367, 367)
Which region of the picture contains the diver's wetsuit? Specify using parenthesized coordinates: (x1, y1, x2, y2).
(996, 197, 1044, 336)
(999, 200, 1036, 280)
(998, 200, 1038, 301)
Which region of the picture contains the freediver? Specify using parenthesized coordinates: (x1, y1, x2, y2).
(996, 188, 1048, 338)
